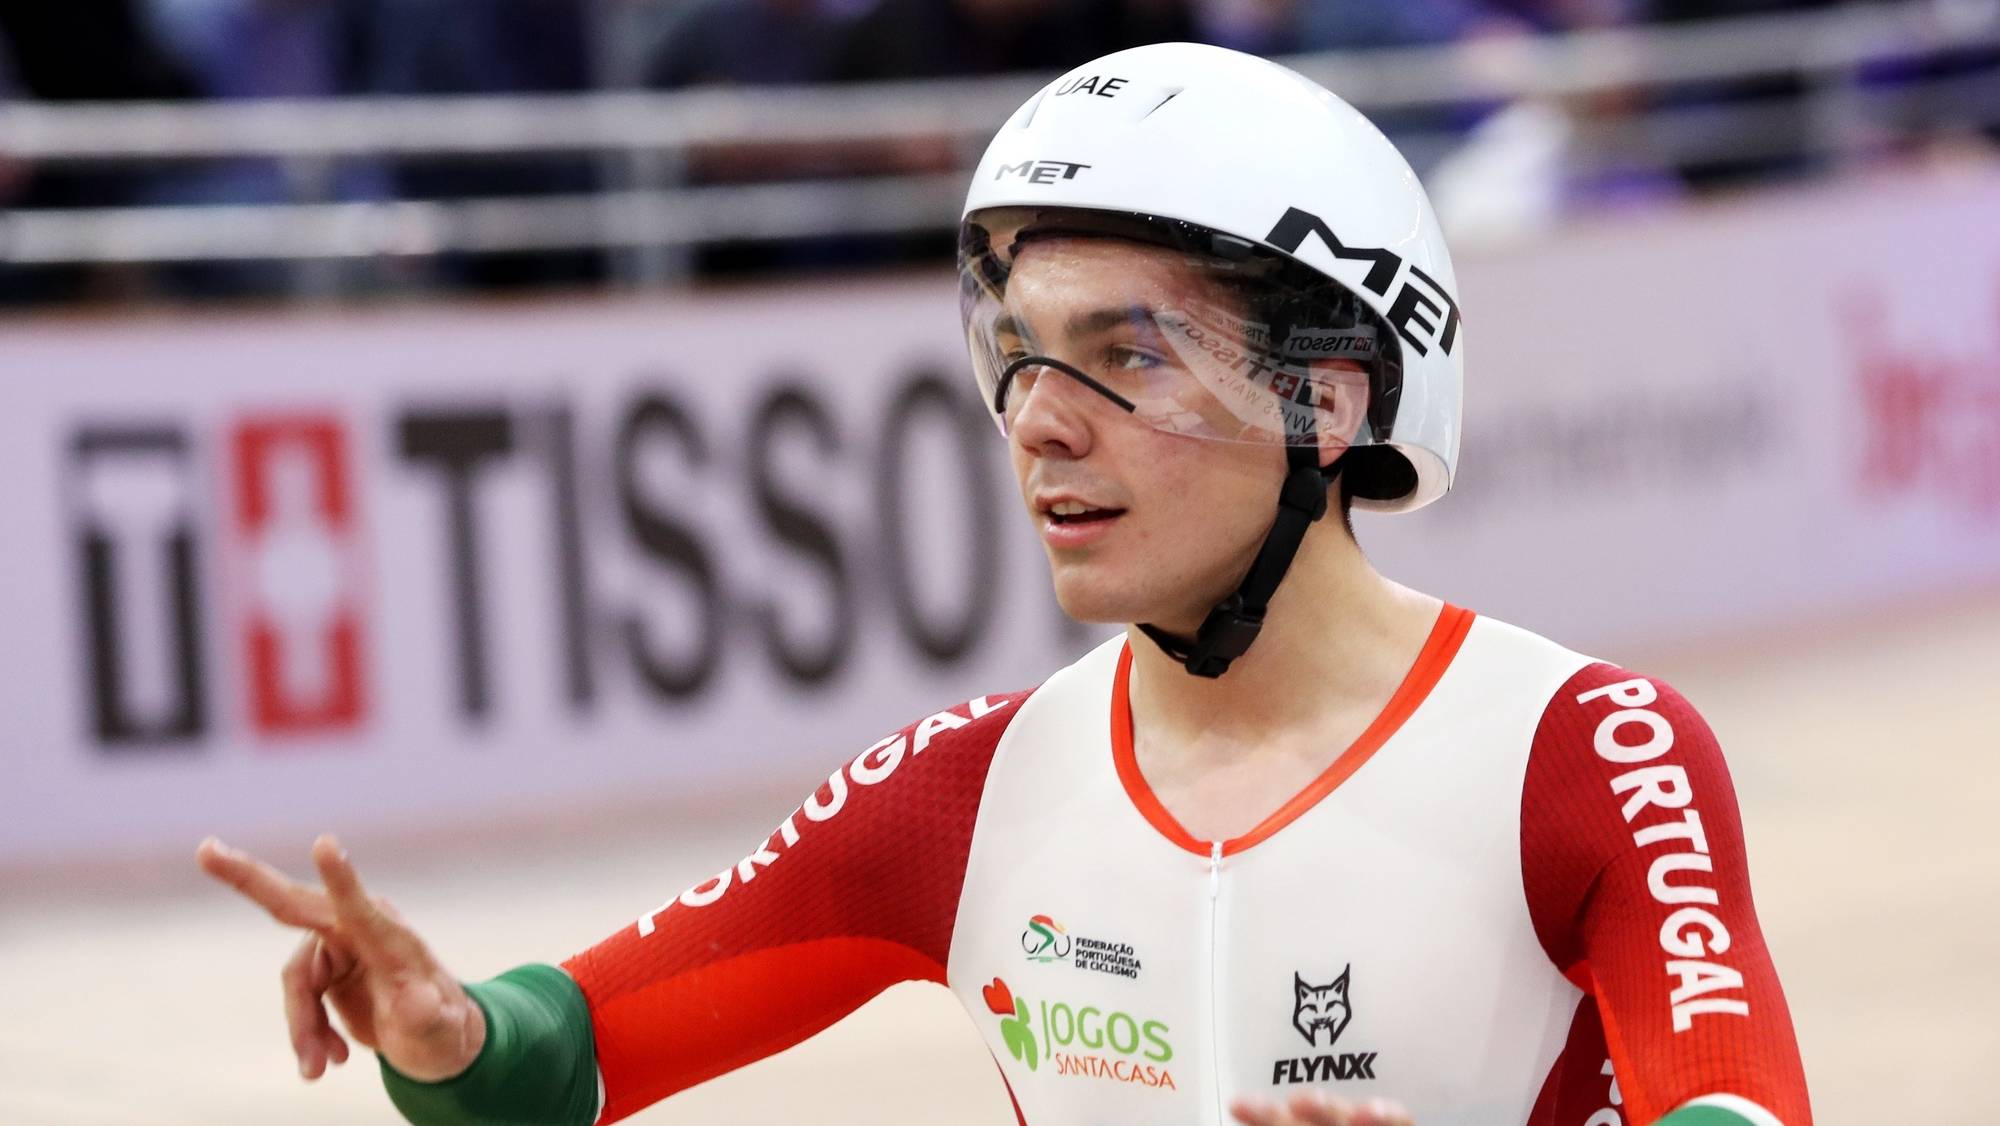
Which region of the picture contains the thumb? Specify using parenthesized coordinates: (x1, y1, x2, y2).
(386, 974, 458, 1038)
(374, 972, 488, 1083)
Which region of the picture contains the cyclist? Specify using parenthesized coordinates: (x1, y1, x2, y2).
(202, 42, 1811, 1126)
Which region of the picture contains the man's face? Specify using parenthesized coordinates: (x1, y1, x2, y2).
(998, 237, 1355, 632)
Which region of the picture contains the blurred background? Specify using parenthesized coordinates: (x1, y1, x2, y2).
(2, 0, 1998, 1123)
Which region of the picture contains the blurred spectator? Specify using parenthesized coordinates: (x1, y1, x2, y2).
(1639, 0, 1839, 191)
(0, 29, 26, 209)
(356, 0, 604, 290)
(0, 1, 198, 104)
(639, 0, 857, 88)
(147, 0, 357, 100)
(632, 0, 1193, 279)
(1849, 0, 2000, 156)
(823, 0, 1196, 270)
(1482, 0, 1682, 212)
(829, 0, 1194, 81)
(1196, 0, 1506, 180)
(141, 0, 392, 297)
(1201, 0, 1485, 56)
(0, 0, 200, 304)
(634, 0, 873, 277)
(362, 0, 595, 96)
(824, 0, 1192, 271)
(1643, 0, 1830, 22)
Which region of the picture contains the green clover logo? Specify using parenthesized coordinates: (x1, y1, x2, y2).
(982, 977, 1039, 1071)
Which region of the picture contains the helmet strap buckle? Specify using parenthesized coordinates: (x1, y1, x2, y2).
(1140, 447, 1340, 679)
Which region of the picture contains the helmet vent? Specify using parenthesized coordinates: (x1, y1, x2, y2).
(1139, 88, 1184, 121)
(1014, 88, 1051, 130)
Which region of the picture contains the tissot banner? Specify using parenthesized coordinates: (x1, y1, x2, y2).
(3, 171, 1996, 865)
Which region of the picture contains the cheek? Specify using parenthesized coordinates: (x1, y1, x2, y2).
(1008, 442, 1036, 506)
(1137, 440, 1282, 533)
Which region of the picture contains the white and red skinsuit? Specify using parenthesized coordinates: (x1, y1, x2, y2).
(565, 606, 1812, 1126)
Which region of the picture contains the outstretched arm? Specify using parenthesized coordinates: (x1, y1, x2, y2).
(204, 693, 1027, 1126)
(564, 693, 1025, 1123)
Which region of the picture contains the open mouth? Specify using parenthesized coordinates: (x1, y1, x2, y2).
(1045, 500, 1127, 525)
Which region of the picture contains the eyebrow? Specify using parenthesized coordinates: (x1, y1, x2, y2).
(993, 304, 1160, 342)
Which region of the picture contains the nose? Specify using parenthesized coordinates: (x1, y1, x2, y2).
(1006, 365, 1101, 460)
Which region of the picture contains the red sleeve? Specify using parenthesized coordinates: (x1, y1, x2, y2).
(562, 691, 1031, 1123)
(1521, 664, 1811, 1126)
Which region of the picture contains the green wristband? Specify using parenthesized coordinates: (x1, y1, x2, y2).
(1655, 1106, 1759, 1126)
(379, 963, 598, 1126)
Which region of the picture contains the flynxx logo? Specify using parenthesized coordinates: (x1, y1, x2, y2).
(1273, 966, 1378, 1085)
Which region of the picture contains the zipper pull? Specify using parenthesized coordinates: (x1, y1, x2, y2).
(1208, 839, 1223, 900)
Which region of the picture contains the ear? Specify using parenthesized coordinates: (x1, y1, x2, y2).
(1305, 361, 1370, 471)
(1295, 973, 1310, 999)
(1331, 965, 1351, 995)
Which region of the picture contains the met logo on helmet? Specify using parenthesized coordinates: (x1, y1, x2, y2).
(995, 160, 1092, 185)
(1264, 206, 1462, 360)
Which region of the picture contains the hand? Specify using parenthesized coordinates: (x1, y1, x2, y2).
(196, 834, 485, 1083)
(1231, 1091, 1415, 1126)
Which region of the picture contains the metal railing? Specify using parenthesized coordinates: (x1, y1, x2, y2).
(2, 1, 1997, 288)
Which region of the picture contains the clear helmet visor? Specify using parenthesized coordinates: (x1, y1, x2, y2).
(959, 207, 1403, 449)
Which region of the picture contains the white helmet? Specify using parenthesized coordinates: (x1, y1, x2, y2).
(957, 43, 1465, 677)
(959, 41, 1462, 514)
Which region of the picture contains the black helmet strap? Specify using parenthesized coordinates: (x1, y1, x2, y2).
(1137, 443, 1340, 679)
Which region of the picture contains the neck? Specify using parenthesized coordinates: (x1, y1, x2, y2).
(1124, 522, 1442, 745)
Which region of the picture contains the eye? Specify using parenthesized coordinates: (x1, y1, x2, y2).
(1107, 345, 1163, 371)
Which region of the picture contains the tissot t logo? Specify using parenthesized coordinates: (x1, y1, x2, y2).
(66, 415, 372, 750)
(69, 428, 208, 746)
(1264, 206, 1462, 360)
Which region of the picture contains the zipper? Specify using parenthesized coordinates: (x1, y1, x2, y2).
(1207, 838, 1225, 1125)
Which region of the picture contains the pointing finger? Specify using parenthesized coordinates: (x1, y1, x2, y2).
(198, 837, 335, 931)
(312, 835, 424, 968)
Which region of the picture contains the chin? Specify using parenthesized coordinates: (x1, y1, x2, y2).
(1049, 580, 1124, 625)
(1047, 563, 1203, 631)
(1046, 564, 1137, 625)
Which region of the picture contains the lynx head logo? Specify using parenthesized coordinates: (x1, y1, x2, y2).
(1292, 967, 1352, 1047)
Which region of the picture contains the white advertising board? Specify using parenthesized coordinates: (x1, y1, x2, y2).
(3, 170, 1996, 866)
(1364, 169, 2000, 645)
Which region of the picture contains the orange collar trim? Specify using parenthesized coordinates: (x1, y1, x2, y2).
(1110, 603, 1477, 858)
